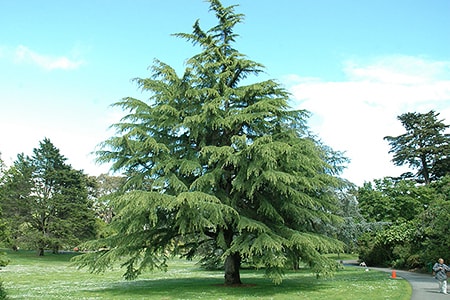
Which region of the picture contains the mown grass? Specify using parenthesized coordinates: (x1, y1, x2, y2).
(0, 250, 411, 300)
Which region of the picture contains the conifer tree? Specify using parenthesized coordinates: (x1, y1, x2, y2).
(0, 139, 96, 255)
(74, 0, 346, 284)
(384, 110, 450, 184)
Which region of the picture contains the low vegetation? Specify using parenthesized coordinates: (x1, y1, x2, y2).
(0, 250, 410, 300)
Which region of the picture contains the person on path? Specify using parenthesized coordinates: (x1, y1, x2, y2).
(433, 258, 450, 294)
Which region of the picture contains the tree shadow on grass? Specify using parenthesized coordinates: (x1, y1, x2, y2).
(81, 276, 323, 299)
(80, 268, 403, 299)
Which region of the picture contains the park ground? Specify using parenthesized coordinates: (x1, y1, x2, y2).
(0, 250, 412, 300)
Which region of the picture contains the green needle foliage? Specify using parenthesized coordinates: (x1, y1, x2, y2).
(384, 110, 450, 184)
(74, 0, 347, 285)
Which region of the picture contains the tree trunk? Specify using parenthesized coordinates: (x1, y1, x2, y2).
(38, 247, 44, 256)
(420, 155, 430, 185)
(224, 252, 242, 285)
(292, 257, 300, 271)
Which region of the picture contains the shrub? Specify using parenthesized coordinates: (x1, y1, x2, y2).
(0, 252, 9, 268)
(0, 281, 8, 300)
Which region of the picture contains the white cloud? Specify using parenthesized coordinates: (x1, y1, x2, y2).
(344, 55, 450, 85)
(14, 45, 84, 70)
(287, 55, 450, 185)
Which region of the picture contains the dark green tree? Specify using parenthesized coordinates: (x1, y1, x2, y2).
(0, 138, 96, 255)
(357, 178, 429, 223)
(0, 207, 10, 269)
(0, 281, 8, 300)
(384, 110, 450, 184)
(356, 177, 434, 268)
(0, 200, 10, 268)
(74, 0, 346, 285)
(0, 154, 34, 249)
(420, 175, 450, 264)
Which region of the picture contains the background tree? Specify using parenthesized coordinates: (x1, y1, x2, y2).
(356, 177, 434, 268)
(88, 174, 125, 238)
(333, 187, 366, 254)
(384, 110, 450, 184)
(358, 178, 428, 223)
(0, 206, 10, 268)
(90, 174, 125, 225)
(0, 138, 97, 255)
(0, 155, 8, 249)
(74, 0, 347, 285)
(0, 159, 11, 273)
(0, 154, 34, 249)
(419, 175, 450, 264)
(358, 109, 450, 269)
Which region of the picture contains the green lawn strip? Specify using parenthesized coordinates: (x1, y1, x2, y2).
(0, 250, 410, 300)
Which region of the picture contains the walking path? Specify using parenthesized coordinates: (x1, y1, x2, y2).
(345, 261, 448, 299)
(372, 267, 448, 300)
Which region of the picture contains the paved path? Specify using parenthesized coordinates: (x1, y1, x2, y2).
(372, 267, 448, 300)
(345, 261, 448, 299)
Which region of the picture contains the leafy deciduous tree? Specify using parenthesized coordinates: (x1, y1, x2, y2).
(357, 178, 429, 223)
(356, 177, 434, 268)
(419, 175, 450, 263)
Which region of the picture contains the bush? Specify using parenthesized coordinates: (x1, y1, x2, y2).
(357, 232, 392, 267)
(0, 252, 9, 268)
(405, 254, 422, 270)
(0, 281, 8, 300)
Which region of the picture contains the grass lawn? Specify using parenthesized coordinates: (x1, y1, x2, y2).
(0, 250, 411, 300)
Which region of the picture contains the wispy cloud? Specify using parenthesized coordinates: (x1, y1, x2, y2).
(344, 55, 450, 85)
(287, 55, 450, 184)
(13, 45, 84, 70)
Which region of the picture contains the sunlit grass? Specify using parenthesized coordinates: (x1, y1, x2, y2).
(0, 250, 411, 299)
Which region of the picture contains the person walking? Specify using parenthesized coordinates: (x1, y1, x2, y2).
(433, 258, 450, 294)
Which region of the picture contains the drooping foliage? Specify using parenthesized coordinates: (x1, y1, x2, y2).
(74, 0, 347, 284)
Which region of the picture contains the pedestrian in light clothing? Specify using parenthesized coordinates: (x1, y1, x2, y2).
(433, 258, 450, 294)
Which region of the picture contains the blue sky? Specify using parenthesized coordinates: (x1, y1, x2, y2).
(1, 0, 449, 185)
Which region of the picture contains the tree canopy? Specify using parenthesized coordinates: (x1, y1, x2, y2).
(0, 138, 96, 255)
(384, 110, 450, 184)
(74, 0, 348, 285)
(355, 175, 448, 268)
(356, 110, 450, 268)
